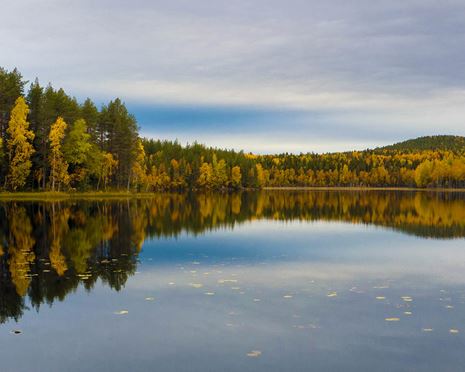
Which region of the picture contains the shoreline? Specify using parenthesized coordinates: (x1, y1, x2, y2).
(0, 186, 464, 201)
(0, 191, 159, 201)
(262, 186, 465, 192)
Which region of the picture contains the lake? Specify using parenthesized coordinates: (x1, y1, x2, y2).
(1, 190, 465, 372)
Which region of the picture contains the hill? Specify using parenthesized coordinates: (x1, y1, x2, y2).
(377, 135, 465, 152)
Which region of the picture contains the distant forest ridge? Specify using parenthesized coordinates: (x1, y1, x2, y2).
(377, 135, 465, 152)
(1, 66, 465, 191)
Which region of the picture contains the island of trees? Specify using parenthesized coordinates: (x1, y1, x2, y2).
(2, 66, 465, 192)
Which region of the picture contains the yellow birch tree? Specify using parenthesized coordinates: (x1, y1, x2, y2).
(6, 97, 35, 190)
(131, 139, 147, 190)
(49, 117, 69, 191)
(100, 152, 118, 190)
(231, 166, 242, 188)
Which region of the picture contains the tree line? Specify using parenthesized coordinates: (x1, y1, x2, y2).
(1, 67, 138, 191)
(2, 66, 465, 191)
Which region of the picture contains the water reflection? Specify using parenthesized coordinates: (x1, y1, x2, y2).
(0, 190, 465, 325)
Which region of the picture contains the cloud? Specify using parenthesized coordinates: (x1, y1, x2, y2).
(2, 0, 465, 152)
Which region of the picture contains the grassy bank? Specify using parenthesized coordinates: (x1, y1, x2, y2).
(1, 187, 465, 201)
(263, 186, 465, 192)
(0, 191, 162, 201)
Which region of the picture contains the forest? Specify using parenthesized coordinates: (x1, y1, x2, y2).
(2, 66, 465, 192)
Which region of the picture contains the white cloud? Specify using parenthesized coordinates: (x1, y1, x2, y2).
(2, 0, 465, 151)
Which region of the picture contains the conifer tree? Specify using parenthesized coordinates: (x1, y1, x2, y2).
(27, 78, 46, 188)
(80, 98, 99, 142)
(0, 68, 24, 141)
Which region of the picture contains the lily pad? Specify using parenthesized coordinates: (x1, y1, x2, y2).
(189, 283, 203, 288)
(114, 310, 129, 315)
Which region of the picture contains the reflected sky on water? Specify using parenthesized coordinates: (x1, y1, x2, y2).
(1, 191, 465, 372)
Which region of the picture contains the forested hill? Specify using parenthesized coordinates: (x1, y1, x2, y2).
(2, 65, 465, 191)
(377, 135, 465, 153)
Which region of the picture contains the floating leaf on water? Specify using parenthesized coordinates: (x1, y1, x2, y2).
(189, 283, 203, 288)
(114, 310, 129, 315)
(327, 292, 337, 297)
(376, 296, 386, 300)
(145, 297, 155, 301)
(247, 350, 262, 357)
(449, 329, 459, 334)
(385, 317, 400, 322)
(422, 328, 433, 332)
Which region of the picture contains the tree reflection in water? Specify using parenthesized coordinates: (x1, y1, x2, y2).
(1, 190, 465, 323)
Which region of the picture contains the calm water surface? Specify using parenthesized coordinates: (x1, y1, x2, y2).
(1, 191, 465, 371)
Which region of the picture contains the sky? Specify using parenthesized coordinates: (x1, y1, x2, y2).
(2, 0, 465, 153)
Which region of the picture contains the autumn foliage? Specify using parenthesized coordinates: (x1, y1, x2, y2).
(1, 67, 465, 191)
